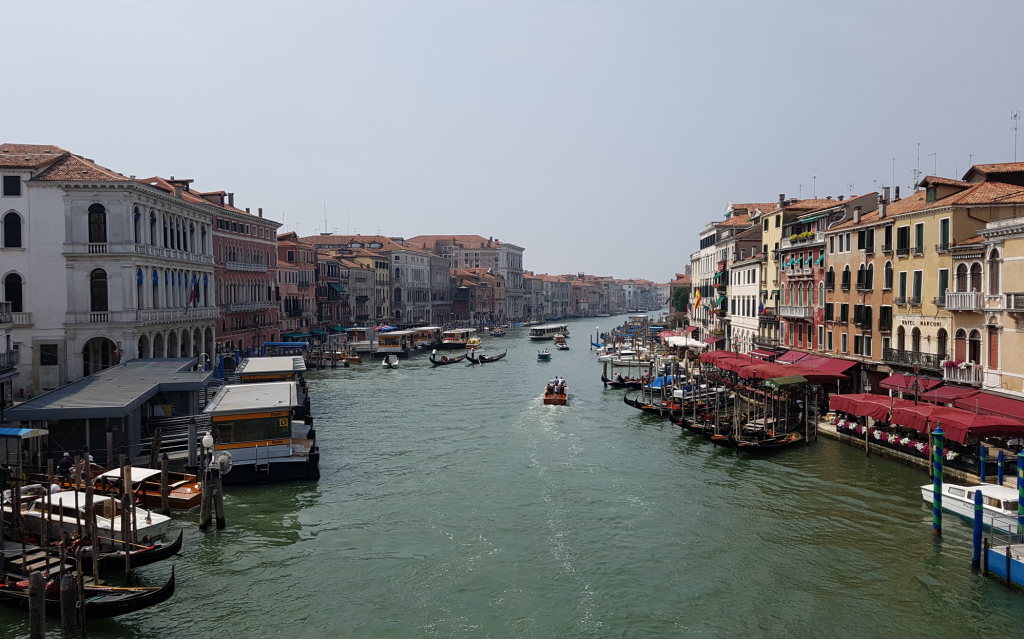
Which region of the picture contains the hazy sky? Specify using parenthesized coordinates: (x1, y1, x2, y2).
(6, 1, 1024, 280)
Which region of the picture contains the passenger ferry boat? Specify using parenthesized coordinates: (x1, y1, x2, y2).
(236, 355, 310, 417)
(920, 482, 1020, 534)
(377, 329, 416, 357)
(529, 324, 570, 340)
(203, 381, 320, 485)
(411, 326, 443, 349)
(440, 328, 478, 349)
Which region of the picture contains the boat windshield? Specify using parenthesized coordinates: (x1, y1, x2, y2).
(1006, 500, 1019, 512)
(215, 413, 291, 444)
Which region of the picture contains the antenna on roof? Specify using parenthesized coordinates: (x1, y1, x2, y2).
(891, 158, 896, 189)
(847, 183, 854, 197)
(1012, 111, 1021, 161)
(812, 175, 817, 198)
(928, 153, 937, 176)
(324, 198, 328, 235)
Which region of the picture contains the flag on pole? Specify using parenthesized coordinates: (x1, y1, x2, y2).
(693, 289, 702, 309)
(758, 299, 765, 314)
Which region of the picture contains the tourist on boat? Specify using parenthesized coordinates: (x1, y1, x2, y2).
(57, 452, 74, 479)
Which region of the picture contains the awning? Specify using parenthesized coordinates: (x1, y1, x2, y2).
(98, 467, 161, 483)
(770, 289, 779, 299)
(776, 350, 809, 364)
(683, 326, 698, 334)
(283, 332, 310, 339)
(311, 328, 327, 335)
(794, 354, 832, 369)
(829, 393, 896, 422)
(0, 427, 49, 439)
(954, 391, 1024, 422)
(330, 325, 346, 332)
(879, 373, 942, 393)
(702, 336, 723, 345)
(814, 358, 858, 374)
(328, 282, 347, 293)
(815, 253, 824, 265)
(749, 349, 777, 360)
(920, 387, 979, 404)
(766, 375, 808, 389)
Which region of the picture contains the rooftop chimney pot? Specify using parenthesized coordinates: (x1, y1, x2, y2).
(258, 207, 263, 218)
(228, 193, 235, 207)
(173, 185, 182, 198)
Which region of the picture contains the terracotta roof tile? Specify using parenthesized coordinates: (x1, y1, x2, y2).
(968, 162, 1024, 175)
(919, 175, 970, 188)
(32, 154, 129, 182)
(0, 144, 67, 168)
(952, 235, 984, 246)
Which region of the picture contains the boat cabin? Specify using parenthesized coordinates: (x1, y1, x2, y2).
(203, 381, 319, 484)
(529, 324, 570, 340)
(441, 328, 478, 348)
(259, 342, 308, 357)
(411, 327, 443, 348)
(377, 329, 416, 356)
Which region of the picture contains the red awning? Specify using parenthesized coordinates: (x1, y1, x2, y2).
(829, 393, 896, 422)
(776, 350, 808, 364)
(954, 391, 1024, 422)
(890, 402, 944, 432)
(683, 326, 698, 334)
(702, 336, 723, 345)
(814, 358, 859, 374)
(927, 408, 1024, 444)
(878, 373, 942, 393)
(749, 349, 778, 360)
(794, 354, 832, 369)
(920, 386, 979, 404)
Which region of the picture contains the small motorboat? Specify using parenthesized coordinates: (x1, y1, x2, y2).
(491, 329, 506, 337)
(537, 349, 552, 361)
(466, 337, 482, 349)
(920, 482, 1021, 534)
(430, 350, 466, 366)
(382, 354, 399, 369)
(543, 381, 568, 405)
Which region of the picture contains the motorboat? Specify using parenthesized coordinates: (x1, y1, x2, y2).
(383, 354, 399, 369)
(537, 349, 552, 361)
(466, 337, 482, 349)
(544, 381, 567, 405)
(920, 482, 1020, 534)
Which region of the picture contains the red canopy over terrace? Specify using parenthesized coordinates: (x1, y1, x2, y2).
(879, 373, 942, 393)
(828, 393, 897, 422)
(735, 362, 847, 384)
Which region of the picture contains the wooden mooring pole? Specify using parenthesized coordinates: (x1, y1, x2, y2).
(160, 454, 171, 516)
(60, 570, 79, 639)
(28, 570, 45, 639)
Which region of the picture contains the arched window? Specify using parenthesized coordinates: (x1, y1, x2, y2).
(90, 269, 108, 312)
(968, 329, 982, 364)
(884, 261, 893, 290)
(956, 263, 968, 292)
(150, 212, 157, 246)
(394, 287, 402, 303)
(842, 265, 851, 289)
(133, 207, 141, 243)
(896, 325, 906, 351)
(988, 326, 999, 369)
(867, 263, 874, 290)
(970, 263, 982, 292)
(954, 329, 967, 361)
(857, 264, 866, 289)
(136, 268, 143, 309)
(163, 218, 169, 247)
(937, 328, 948, 359)
(3, 272, 23, 312)
(911, 327, 921, 354)
(3, 212, 22, 247)
(88, 203, 107, 243)
(818, 282, 825, 307)
(989, 249, 1000, 294)
(189, 223, 195, 253)
(82, 337, 115, 376)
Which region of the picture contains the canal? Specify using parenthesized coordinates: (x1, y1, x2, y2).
(4, 314, 1024, 637)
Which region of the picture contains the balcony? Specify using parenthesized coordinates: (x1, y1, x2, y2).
(878, 321, 893, 333)
(909, 296, 922, 305)
(226, 301, 274, 313)
(0, 350, 17, 370)
(896, 247, 910, 257)
(945, 291, 983, 311)
(894, 296, 907, 305)
(855, 282, 872, 292)
(90, 312, 108, 323)
(936, 243, 951, 254)
(64, 242, 215, 265)
(912, 246, 925, 257)
(12, 312, 32, 326)
(933, 295, 946, 307)
(840, 281, 851, 292)
(1007, 293, 1024, 311)
(780, 305, 813, 319)
(780, 232, 825, 249)
(882, 348, 946, 370)
(943, 364, 984, 386)
(882, 243, 894, 254)
(753, 335, 780, 347)
(864, 244, 875, 255)
(134, 307, 220, 324)
(0, 301, 11, 324)
(226, 261, 268, 272)
(825, 280, 834, 292)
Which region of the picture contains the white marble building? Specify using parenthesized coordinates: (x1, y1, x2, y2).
(0, 144, 217, 395)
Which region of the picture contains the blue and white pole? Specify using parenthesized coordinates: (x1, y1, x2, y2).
(933, 425, 944, 538)
(973, 488, 984, 570)
(980, 443, 987, 483)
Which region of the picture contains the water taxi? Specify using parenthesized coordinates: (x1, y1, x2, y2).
(441, 328, 478, 349)
(529, 324, 570, 340)
(920, 482, 1020, 534)
(537, 349, 552, 360)
(411, 326, 443, 349)
(236, 355, 310, 417)
(543, 381, 567, 405)
(203, 381, 320, 484)
(466, 337, 482, 349)
(93, 467, 202, 511)
(377, 329, 416, 357)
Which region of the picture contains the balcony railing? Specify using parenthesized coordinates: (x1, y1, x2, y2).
(226, 261, 269, 272)
(780, 305, 814, 319)
(896, 247, 910, 257)
(864, 244, 875, 255)
(12, 312, 31, 326)
(88, 243, 108, 254)
(1007, 293, 1024, 311)
(840, 282, 850, 291)
(65, 242, 215, 264)
(882, 348, 946, 370)
(936, 243, 951, 253)
(943, 364, 984, 386)
(753, 335, 780, 347)
(825, 281, 834, 292)
(942, 291, 982, 311)
(0, 301, 11, 324)
(90, 312, 109, 323)
(0, 350, 17, 370)
(226, 301, 274, 313)
(909, 296, 922, 305)
(882, 243, 894, 254)
(135, 307, 220, 324)
(933, 294, 946, 307)
(894, 296, 907, 305)
(780, 232, 826, 249)
(912, 246, 925, 256)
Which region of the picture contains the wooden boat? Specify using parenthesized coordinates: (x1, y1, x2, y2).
(91, 467, 202, 512)
(382, 354, 399, 369)
(543, 384, 567, 405)
(735, 431, 805, 453)
(0, 564, 175, 620)
(34, 529, 184, 575)
(466, 350, 480, 364)
(600, 374, 642, 390)
(490, 329, 505, 337)
(478, 350, 507, 364)
(429, 352, 465, 366)
(537, 349, 552, 361)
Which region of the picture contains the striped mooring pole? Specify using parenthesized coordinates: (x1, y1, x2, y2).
(979, 444, 987, 483)
(998, 450, 1005, 486)
(933, 425, 944, 538)
(1018, 450, 1024, 542)
(972, 488, 984, 570)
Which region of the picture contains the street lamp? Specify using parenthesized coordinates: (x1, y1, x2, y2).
(902, 359, 923, 406)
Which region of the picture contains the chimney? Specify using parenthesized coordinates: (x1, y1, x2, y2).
(838, 195, 844, 201)
(779, 193, 785, 206)
(228, 193, 235, 207)
(879, 186, 890, 218)
(258, 207, 263, 218)
(854, 206, 862, 224)
(894, 185, 901, 201)
(246, 207, 250, 214)
(173, 185, 182, 198)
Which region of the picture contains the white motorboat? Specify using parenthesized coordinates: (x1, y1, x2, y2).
(383, 354, 399, 369)
(920, 482, 1020, 534)
(5, 485, 171, 549)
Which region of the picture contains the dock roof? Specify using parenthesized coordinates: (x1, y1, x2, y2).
(235, 356, 306, 376)
(204, 382, 299, 416)
(5, 359, 211, 421)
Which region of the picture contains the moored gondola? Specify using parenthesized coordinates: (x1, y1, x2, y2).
(92, 529, 184, 573)
(0, 564, 175, 620)
(466, 351, 480, 364)
(735, 431, 805, 453)
(430, 350, 466, 366)
(601, 374, 642, 390)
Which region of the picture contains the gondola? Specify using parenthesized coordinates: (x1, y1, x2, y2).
(478, 350, 507, 364)
(90, 529, 184, 573)
(429, 352, 466, 366)
(601, 374, 642, 390)
(623, 394, 679, 416)
(735, 431, 805, 453)
(0, 564, 175, 620)
(466, 351, 480, 364)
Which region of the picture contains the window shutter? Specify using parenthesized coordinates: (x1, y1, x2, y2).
(865, 306, 872, 329)
(857, 231, 866, 250)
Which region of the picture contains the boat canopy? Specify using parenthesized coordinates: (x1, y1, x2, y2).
(765, 375, 807, 389)
(204, 381, 299, 415)
(97, 467, 162, 483)
(236, 356, 306, 376)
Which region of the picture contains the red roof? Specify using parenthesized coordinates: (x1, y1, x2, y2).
(0, 144, 67, 168)
(813, 358, 858, 375)
(776, 350, 809, 364)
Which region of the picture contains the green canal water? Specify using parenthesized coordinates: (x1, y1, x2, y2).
(4, 315, 1024, 638)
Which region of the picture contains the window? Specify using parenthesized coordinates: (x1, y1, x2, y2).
(818, 282, 824, 307)
(2, 176, 21, 197)
(829, 236, 835, 254)
(841, 333, 848, 353)
(989, 249, 1001, 294)
(879, 306, 893, 331)
(897, 226, 910, 250)
(854, 335, 863, 356)
(912, 271, 923, 301)
(837, 234, 844, 253)
(818, 325, 824, 350)
(939, 218, 950, 249)
(763, 219, 769, 231)
(825, 302, 833, 321)
(863, 335, 872, 358)
(3, 272, 23, 312)
(827, 330, 833, 351)
(989, 327, 999, 369)
(775, 215, 780, 228)
(884, 261, 893, 290)
(927, 187, 936, 203)
(2, 211, 22, 247)
(90, 269, 108, 312)
(840, 303, 849, 323)
(914, 223, 924, 249)
(898, 271, 907, 299)
(87, 203, 107, 243)
(846, 233, 851, 252)
(938, 269, 949, 304)
(882, 336, 890, 352)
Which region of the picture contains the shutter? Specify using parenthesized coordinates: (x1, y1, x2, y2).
(825, 303, 833, 321)
(858, 231, 865, 250)
(988, 327, 999, 369)
(866, 228, 875, 250)
(865, 306, 872, 329)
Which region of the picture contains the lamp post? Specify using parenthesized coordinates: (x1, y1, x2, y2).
(902, 359, 923, 406)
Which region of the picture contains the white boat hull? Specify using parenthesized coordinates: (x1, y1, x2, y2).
(920, 484, 1020, 535)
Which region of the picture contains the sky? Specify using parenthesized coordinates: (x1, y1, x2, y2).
(5, 0, 1024, 281)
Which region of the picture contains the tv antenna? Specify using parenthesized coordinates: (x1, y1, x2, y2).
(847, 183, 854, 197)
(891, 158, 897, 189)
(1013, 111, 1021, 161)
(812, 175, 817, 198)
(928, 152, 937, 175)
(323, 199, 329, 235)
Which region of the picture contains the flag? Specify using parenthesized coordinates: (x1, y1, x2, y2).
(758, 300, 765, 315)
(190, 274, 199, 306)
(693, 289, 702, 309)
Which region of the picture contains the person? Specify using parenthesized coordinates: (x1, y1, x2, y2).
(50, 483, 62, 494)
(57, 452, 74, 479)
